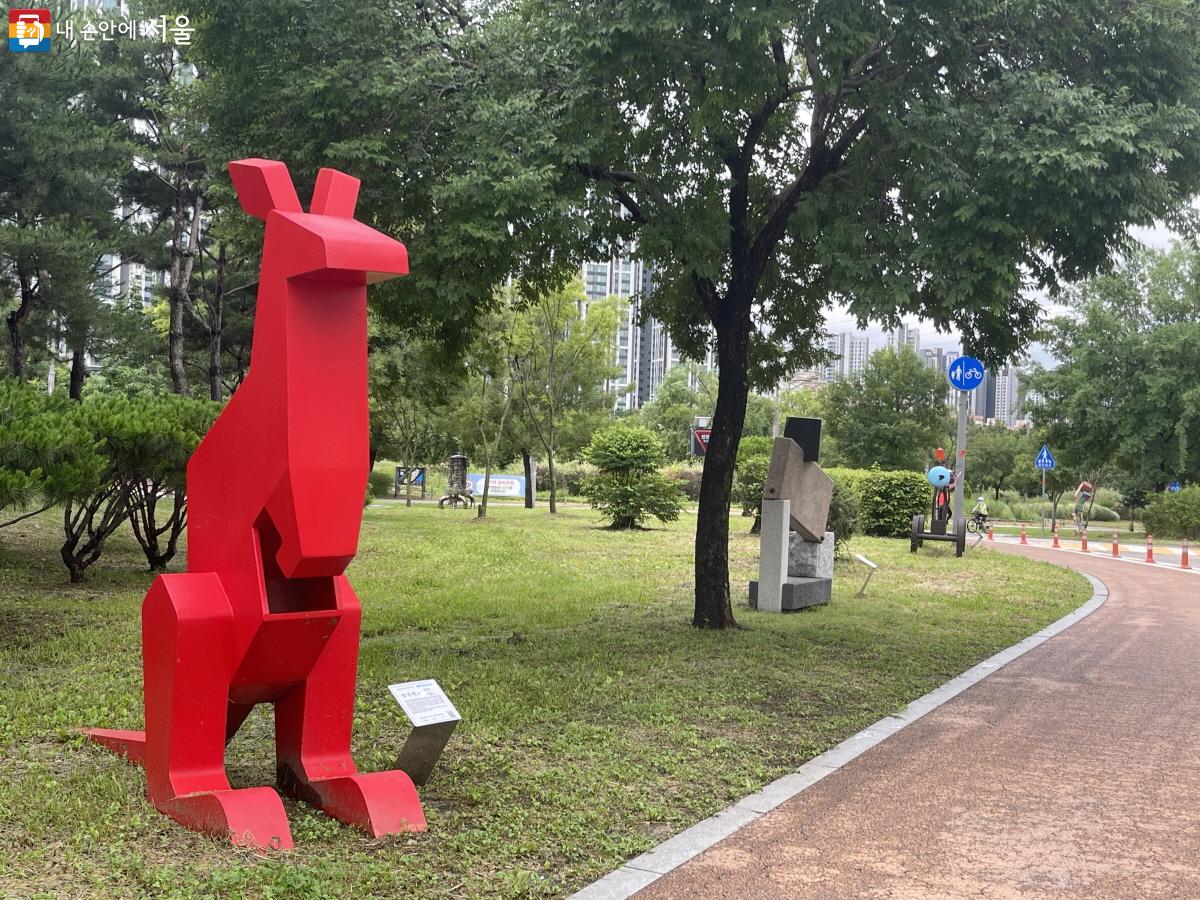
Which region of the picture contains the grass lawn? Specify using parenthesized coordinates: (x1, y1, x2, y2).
(0, 504, 1089, 898)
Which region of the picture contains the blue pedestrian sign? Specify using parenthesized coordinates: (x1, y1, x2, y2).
(1034, 445, 1056, 470)
(1169, 481, 1182, 493)
(947, 355, 986, 392)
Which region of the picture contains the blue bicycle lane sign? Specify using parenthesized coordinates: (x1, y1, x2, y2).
(947, 355, 986, 392)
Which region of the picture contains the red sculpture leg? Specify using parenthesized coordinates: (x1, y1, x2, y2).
(274, 577, 426, 836)
(140, 573, 293, 850)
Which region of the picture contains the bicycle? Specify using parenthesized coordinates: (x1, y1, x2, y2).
(966, 512, 990, 534)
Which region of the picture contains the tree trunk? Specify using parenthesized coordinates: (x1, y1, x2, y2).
(522, 449, 534, 508)
(7, 267, 35, 379)
(479, 466, 492, 518)
(169, 281, 190, 396)
(693, 318, 752, 629)
(546, 441, 558, 514)
(168, 191, 202, 397)
(208, 243, 226, 401)
(69, 342, 86, 400)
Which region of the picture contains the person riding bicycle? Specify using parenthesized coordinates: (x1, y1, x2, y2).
(967, 495, 990, 533)
(1073, 480, 1093, 531)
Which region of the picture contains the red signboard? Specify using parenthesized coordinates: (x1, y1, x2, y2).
(693, 427, 712, 453)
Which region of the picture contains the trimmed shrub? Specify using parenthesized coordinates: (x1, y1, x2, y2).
(1144, 486, 1200, 539)
(826, 471, 860, 554)
(737, 435, 774, 460)
(582, 425, 685, 529)
(368, 469, 393, 500)
(536, 459, 597, 497)
(59, 394, 218, 581)
(733, 451, 770, 520)
(1, 379, 102, 519)
(661, 463, 703, 501)
(1087, 504, 1120, 523)
(826, 466, 928, 537)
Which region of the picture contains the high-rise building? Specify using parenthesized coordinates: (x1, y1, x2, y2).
(581, 255, 646, 412)
(581, 255, 714, 410)
(888, 324, 920, 355)
(993, 365, 1022, 426)
(817, 331, 869, 382)
(969, 370, 998, 421)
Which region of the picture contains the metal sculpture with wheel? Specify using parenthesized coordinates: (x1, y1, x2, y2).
(910, 450, 966, 557)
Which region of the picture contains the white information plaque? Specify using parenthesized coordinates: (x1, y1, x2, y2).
(388, 679, 461, 727)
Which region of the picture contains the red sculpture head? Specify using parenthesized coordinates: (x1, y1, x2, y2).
(228, 158, 408, 284)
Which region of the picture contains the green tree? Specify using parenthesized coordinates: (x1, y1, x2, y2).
(968, 424, 1021, 500)
(445, 291, 518, 518)
(0, 9, 136, 390)
(187, 0, 585, 360)
(511, 283, 619, 513)
(123, 394, 220, 570)
(823, 348, 951, 470)
(635, 365, 716, 461)
(0, 379, 102, 528)
(369, 329, 458, 506)
(1027, 246, 1200, 502)
(582, 425, 685, 529)
(58, 394, 216, 582)
(525, 0, 1200, 626)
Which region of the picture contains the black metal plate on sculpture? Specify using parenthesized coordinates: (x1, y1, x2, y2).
(783, 416, 822, 463)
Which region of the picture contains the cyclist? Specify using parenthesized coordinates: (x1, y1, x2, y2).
(969, 495, 989, 532)
(1072, 480, 1093, 532)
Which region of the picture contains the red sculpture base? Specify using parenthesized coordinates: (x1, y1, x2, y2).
(84, 159, 427, 849)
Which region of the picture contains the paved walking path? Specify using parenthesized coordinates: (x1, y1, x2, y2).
(628, 545, 1200, 898)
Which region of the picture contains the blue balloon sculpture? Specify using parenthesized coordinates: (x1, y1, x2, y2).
(927, 465, 952, 488)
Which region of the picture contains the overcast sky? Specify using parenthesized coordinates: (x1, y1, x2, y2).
(818, 222, 1182, 365)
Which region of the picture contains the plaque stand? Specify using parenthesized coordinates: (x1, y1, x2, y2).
(396, 720, 459, 786)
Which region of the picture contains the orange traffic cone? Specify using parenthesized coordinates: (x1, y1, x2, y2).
(1081, 531, 1089, 553)
(1052, 525, 1061, 549)
(988, 525, 995, 541)
(1112, 532, 1119, 558)
(1020, 523, 1028, 545)
(1146, 534, 1156, 564)
(1182, 540, 1191, 570)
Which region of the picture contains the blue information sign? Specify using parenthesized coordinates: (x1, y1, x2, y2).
(1034, 445, 1056, 470)
(947, 355, 985, 392)
(1169, 481, 1182, 493)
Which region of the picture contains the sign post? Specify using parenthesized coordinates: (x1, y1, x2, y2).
(946, 356, 985, 525)
(1034, 444, 1056, 535)
(691, 416, 712, 456)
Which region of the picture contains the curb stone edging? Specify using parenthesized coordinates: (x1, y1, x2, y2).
(571, 571, 1110, 900)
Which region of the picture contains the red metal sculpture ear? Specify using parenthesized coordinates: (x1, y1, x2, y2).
(228, 159, 302, 221)
(310, 168, 360, 218)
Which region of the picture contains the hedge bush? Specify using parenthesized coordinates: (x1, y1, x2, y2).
(733, 452, 770, 519)
(661, 463, 703, 501)
(825, 471, 860, 554)
(1144, 486, 1200, 539)
(737, 435, 774, 460)
(826, 467, 929, 537)
(536, 459, 597, 497)
(368, 469, 393, 500)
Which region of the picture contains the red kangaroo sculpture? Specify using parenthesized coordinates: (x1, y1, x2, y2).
(85, 159, 426, 849)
